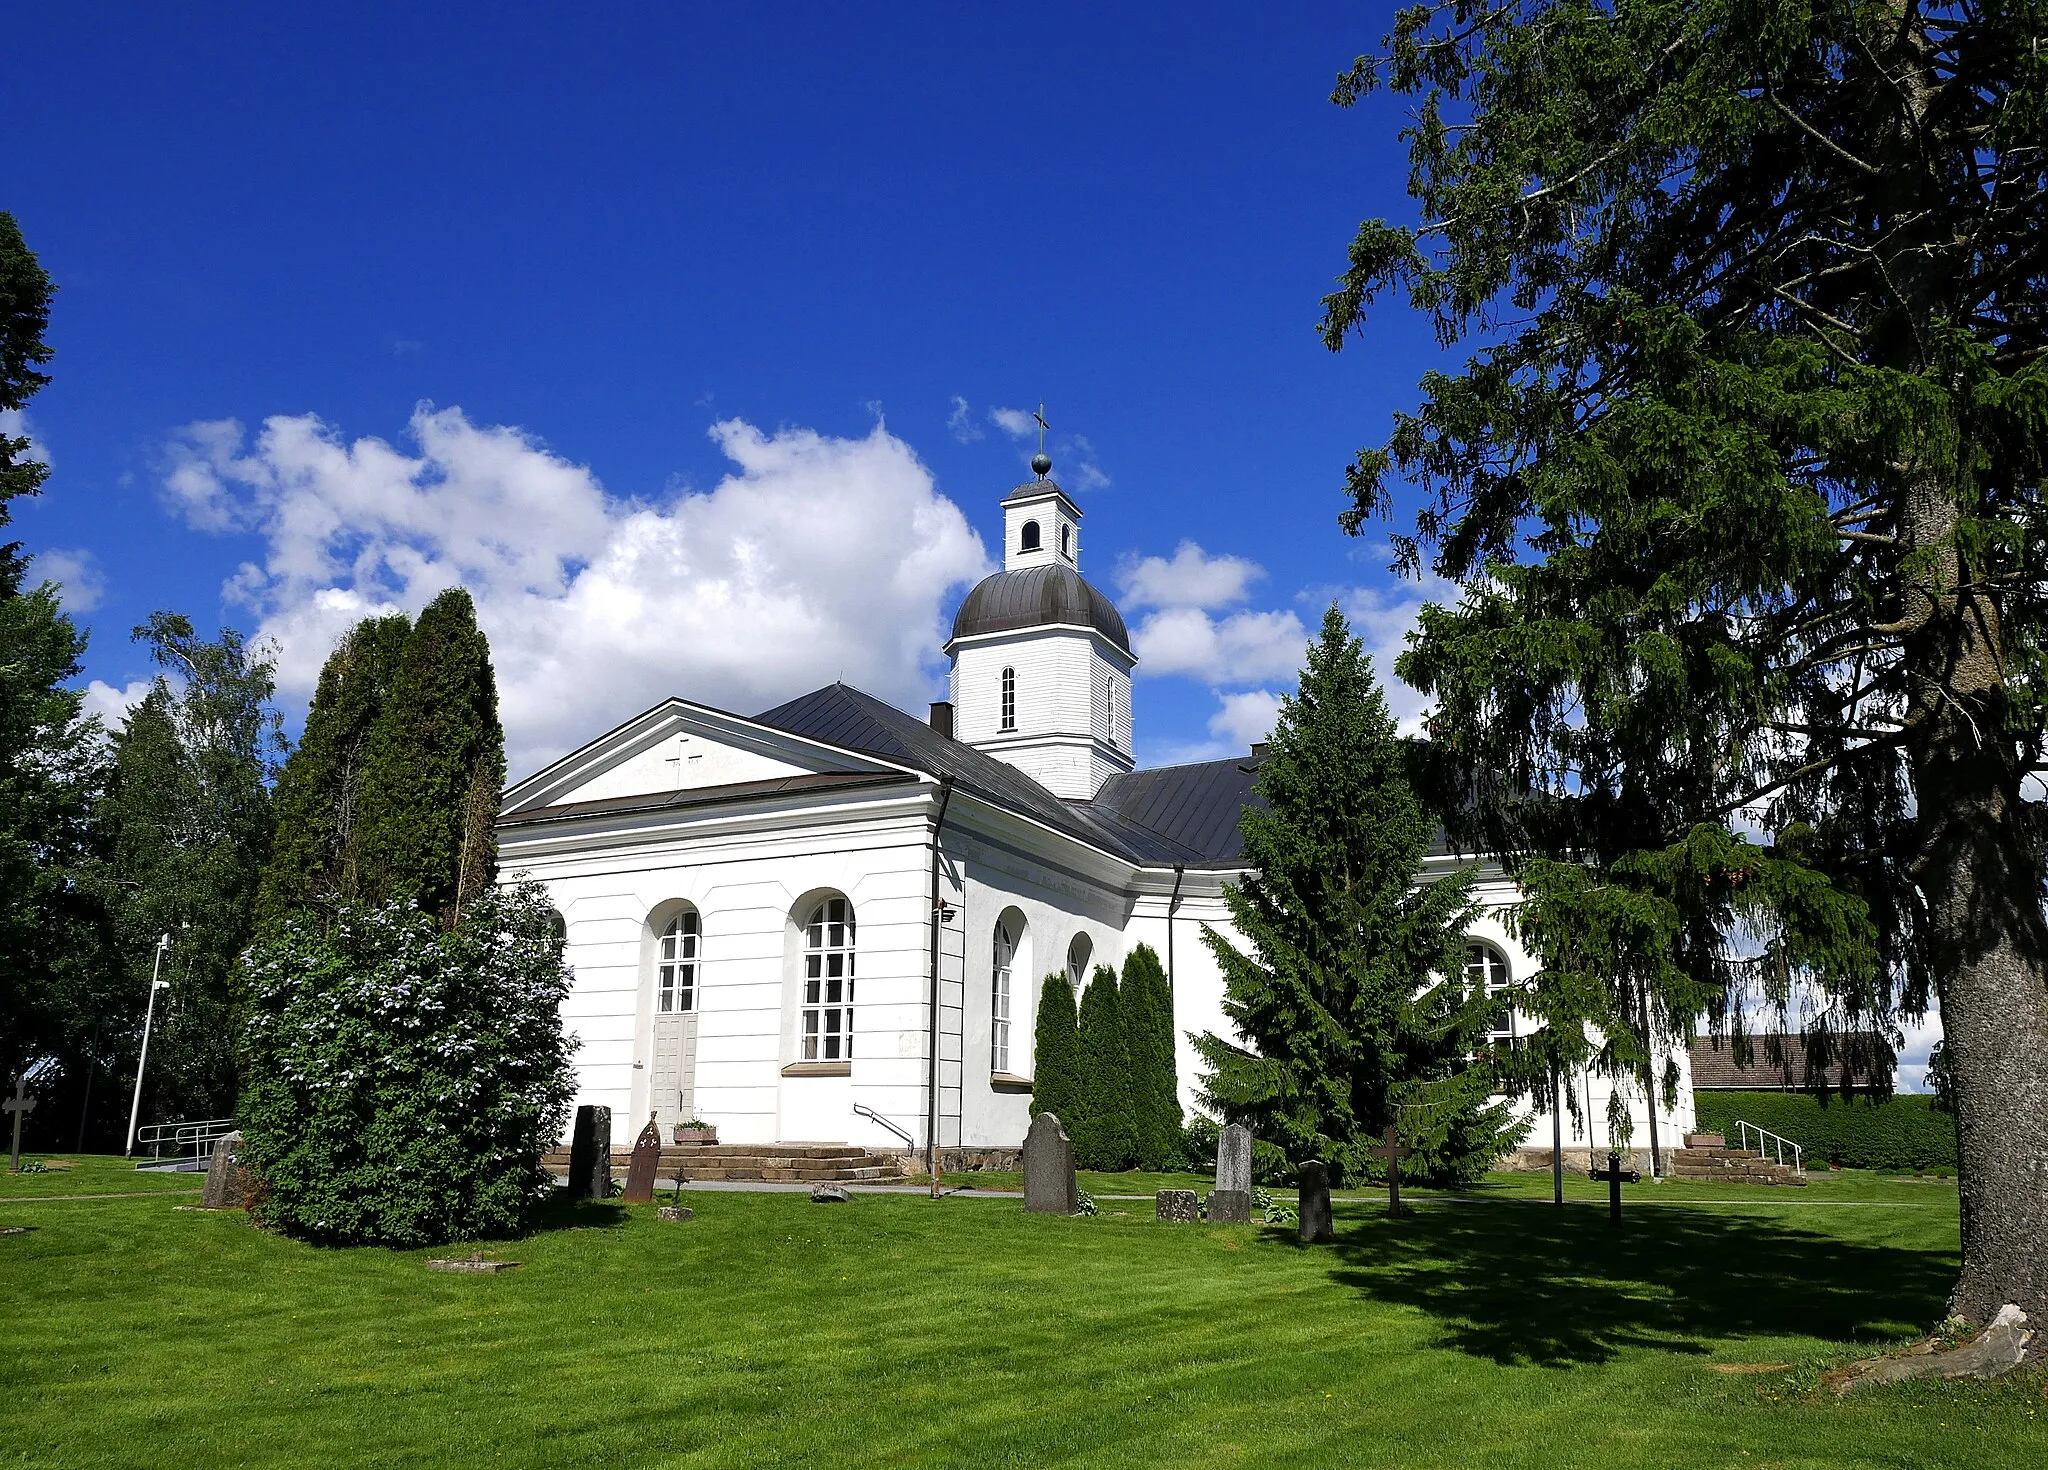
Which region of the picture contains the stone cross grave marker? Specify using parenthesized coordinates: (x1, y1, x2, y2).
(622, 1115, 663, 1204)
(1023, 1112, 1078, 1215)
(1589, 1151, 1641, 1226)
(566, 1104, 613, 1200)
(201, 1131, 249, 1209)
(5, 1074, 35, 1173)
(1215, 1122, 1252, 1194)
(1155, 1189, 1199, 1223)
(1368, 1125, 1414, 1215)
(1297, 1158, 1333, 1244)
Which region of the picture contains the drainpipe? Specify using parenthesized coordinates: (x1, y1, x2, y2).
(925, 776, 955, 1197)
(1165, 864, 1185, 992)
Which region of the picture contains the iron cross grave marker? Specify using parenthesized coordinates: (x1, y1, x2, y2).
(1589, 1150, 1641, 1226)
(1368, 1125, 1414, 1215)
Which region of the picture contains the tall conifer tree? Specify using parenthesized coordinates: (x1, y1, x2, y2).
(1120, 943, 1182, 1170)
(354, 589, 505, 922)
(1030, 970, 1081, 1127)
(255, 613, 410, 930)
(1074, 963, 1138, 1171)
(1195, 606, 1521, 1185)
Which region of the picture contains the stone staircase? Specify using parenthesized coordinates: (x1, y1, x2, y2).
(1669, 1134, 1808, 1186)
(542, 1142, 909, 1185)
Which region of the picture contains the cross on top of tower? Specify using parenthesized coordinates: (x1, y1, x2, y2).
(1030, 403, 1052, 479)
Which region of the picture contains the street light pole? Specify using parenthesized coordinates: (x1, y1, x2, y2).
(124, 934, 172, 1158)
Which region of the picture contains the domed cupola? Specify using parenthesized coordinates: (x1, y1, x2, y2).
(944, 465, 1137, 800)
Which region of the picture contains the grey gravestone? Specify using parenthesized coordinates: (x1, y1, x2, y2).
(657, 1205, 695, 1223)
(622, 1115, 662, 1204)
(201, 1130, 249, 1210)
(810, 1183, 851, 1203)
(1297, 1159, 1333, 1244)
(1215, 1122, 1253, 1195)
(566, 1104, 612, 1200)
(1023, 1112, 1078, 1215)
(1207, 1189, 1252, 1224)
(1156, 1188, 1199, 1223)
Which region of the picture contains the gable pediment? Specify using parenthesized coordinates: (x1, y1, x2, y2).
(500, 697, 913, 818)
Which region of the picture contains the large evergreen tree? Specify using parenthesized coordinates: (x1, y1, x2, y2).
(1074, 964, 1138, 1170)
(255, 612, 411, 930)
(1322, 0, 2047, 1320)
(1120, 943, 1183, 1171)
(96, 614, 281, 1121)
(1196, 606, 1521, 1186)
(354, 589, 504, 922)
(1029, 970, 1081, 1127)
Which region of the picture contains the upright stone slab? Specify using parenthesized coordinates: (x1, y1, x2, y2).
(1156, 1189, 1199, 1223)
(1207, 1189, 1252, 1224)
(1023, 1112, 1078, 1215)
(622, 1115, 662, 1204)
(566, 1104, 613, 1200)
(1215, 1122, 1253, 1195)
(1297, 1158, 1333, 1244)
(201, 1131, 249, 1210)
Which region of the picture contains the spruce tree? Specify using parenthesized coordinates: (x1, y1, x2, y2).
(1195, 606, 1521, 1186)
(1120, 943, 1182, 1170)
(1321, 0, 2048, 1321)
(354, 589, 505, 921)
(1029, 970, 1080, 1128)
(255, 613, 410, 930)
(1074, 963, 1138, 1171)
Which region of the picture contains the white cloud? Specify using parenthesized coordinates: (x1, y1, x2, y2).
(32, 547, 105, 612)
(989, 406, 1034, 438)
(1118, 541, 1264, 610)
(1061, 434, 1109, 492)
(1209, 689, 1284, 749)
(1327, 574, 1460, 734)
(1133, 606, 1307, 685)
(161, 406, 992, 777)
(81, 678, 153, 728)
(946, 396, 984, 443)
(1, 408, 51, 468)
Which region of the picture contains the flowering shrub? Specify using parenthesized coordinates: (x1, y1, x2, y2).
(238, 882, 577, 1247)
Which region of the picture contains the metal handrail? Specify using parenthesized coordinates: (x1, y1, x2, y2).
(136, 1117, 237, 1161)
(852, 1103, 915, 1150)
(1734, 1119, 1804, 1174)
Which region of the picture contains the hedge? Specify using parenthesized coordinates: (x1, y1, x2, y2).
(1691, 1091, 1956, 1173)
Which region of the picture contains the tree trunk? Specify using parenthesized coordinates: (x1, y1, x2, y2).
(1903, 473, 2048, 1324)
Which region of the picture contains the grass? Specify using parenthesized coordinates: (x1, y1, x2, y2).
(2, 1159, 2041, 1468)
(0, 1153, 203, 1198)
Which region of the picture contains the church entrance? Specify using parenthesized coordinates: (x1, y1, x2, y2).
(650, 909, 702, 1131)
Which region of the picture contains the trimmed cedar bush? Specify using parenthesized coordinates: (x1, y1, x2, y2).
(1120, 943, 1183, 1170)
(1074, 964, 1138, 1171)
(238, 882, 577, 1246)
(1029, 971, 1080, 1129)
(1692, 1092, 1957, 1173)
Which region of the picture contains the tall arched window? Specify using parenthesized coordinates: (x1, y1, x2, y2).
(658, 909, 700, 1013)
(1020, 520, 1041, 552)
(1059, 523, 1071, 558)
(801, 896, 856, 1061)
(1066, 933, 1092, 987)
(991, 919, 1016, 1073)
(1465, 942, 1514, 1043)
(1000, 667, 1016, 731)
(1106, 676, 1119, 748)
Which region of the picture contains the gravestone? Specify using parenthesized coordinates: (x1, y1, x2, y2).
(566, 1104, 612, 1200)
(811, 1183, 852, 1203)
(1155, 1188, 1199, 1223)
(1590, 1151, 1640, 1226)
(201, 1130, 249, 1209)
(1297, 1159, 1333, 1244)
(4, 1073, 35, 1173)
(1215, 1122, 1252, 1195)
(1023, 1112, 1078, 1215)
(1207, 1189, 1252, 1224)
(1368, 1125, 1415, 1216)
(622, 1115, 663, 1204)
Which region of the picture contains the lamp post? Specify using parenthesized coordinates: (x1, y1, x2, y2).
(124, 934, 172, 1157)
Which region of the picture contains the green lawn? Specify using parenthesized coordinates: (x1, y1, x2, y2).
(2, 1160, 2040, 1468)
(0, 1153, 204, 1198)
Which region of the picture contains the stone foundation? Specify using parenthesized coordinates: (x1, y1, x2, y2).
(876, 1146, 1024, 1174)
(1502, 1146, 1657, 1174)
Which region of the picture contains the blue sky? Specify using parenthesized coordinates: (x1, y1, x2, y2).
(9, 3, 1458, 774)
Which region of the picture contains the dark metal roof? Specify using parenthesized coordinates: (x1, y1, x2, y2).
(947, 564, 1132, 655)
(1088, 758, 1266, 867)
(1688, 1033, 1895, 1091)
(999, 476, 1082, 511)
(500, 770, 913, 828)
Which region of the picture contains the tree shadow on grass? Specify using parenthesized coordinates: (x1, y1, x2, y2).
(1320, 1199, 1955, 1366)
(525, 1193, 629, 1236)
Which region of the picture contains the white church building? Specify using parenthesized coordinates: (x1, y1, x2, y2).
(497, 466, 1693, 1166)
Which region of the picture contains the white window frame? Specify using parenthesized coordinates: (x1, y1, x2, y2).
(1020, 520, 1041, 552)
(658, 910, 700, 1014)
(991, 920, 1016, 1074)
(801, 896, 855, 1061)
(1000, 666, 1016, 731)
(1466, 942, 1515, 1044)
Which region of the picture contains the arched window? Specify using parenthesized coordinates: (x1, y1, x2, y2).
(1106, 676, 1118, 748)
(1020, 520, 1041, 552)
(1059, 523, 1071, 557)
(1465, 942, 1514, 1043)
(991, 919, 1017, 1074)
(658, 909, 700, 1013)
(1066, 933, 1093, 987)
(801, 896, 855, 1061)
(1000, 666, 1016, 731)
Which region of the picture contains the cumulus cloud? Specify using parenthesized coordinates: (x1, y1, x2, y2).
(161, 406, 992, 777)
(31, 547, 105, 611)
(81, 678, 153, 729)
(1118, 540, 1264, 610)
(1133, 606, 1308, 685)
(1209, 689, 1284, 749)
(989, 406, 1035, 439)
(946, 396, 984, 443)
(1, 408, 51, 468)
